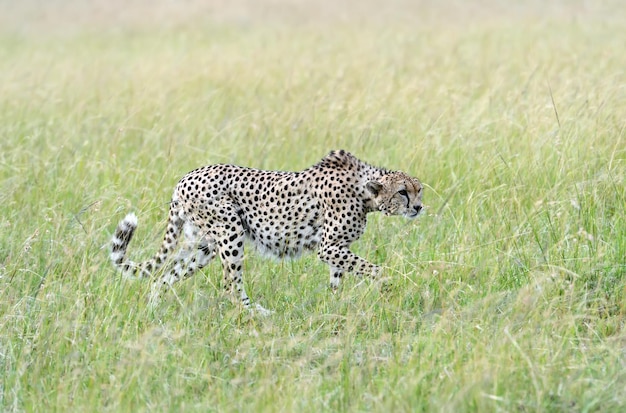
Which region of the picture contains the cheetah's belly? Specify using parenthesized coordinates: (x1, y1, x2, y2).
(241, 200, 323, 259)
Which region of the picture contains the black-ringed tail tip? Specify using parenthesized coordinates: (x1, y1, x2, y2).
(110, 213, 138, 265)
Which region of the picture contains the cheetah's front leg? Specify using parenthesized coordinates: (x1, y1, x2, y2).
(318, 241, 382, 288)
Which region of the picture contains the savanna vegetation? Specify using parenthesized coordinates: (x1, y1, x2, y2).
(1, 1, 625, 411)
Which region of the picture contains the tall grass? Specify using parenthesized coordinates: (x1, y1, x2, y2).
(1, 1, 625, 411)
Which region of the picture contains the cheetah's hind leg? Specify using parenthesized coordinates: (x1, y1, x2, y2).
(148, 221, 216, 308)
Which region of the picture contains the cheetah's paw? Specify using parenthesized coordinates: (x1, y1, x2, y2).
(248, 303, 274, 317)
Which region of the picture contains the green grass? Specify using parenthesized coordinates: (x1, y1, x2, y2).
(1, 1, 625, 411)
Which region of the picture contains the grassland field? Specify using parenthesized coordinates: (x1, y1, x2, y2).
(1, 0, 625, 412)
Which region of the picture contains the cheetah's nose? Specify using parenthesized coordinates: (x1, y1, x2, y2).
(414, 205, 422, 214)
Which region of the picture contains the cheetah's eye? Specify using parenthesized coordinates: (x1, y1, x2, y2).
(398, 189, 408, 197)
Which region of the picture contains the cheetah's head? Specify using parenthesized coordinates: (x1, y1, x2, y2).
(366, 172, 423, 219)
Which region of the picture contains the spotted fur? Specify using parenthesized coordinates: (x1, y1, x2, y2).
(110, 150, 423, 313)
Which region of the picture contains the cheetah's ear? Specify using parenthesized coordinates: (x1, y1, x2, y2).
(366, 181, 383, 196)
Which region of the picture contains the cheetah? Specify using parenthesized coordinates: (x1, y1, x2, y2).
(111, 150, 423, 314)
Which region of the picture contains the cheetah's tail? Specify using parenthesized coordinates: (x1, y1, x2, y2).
(110, 213, 150, 279)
